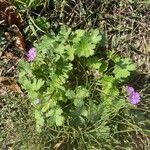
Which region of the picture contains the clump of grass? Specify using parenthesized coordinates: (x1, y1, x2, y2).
(1, 94, 149, 149)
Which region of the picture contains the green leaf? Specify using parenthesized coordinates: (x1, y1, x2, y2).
(65, 89, 76, 99)
(73, 29, 101, 58)
(74, 87, 89, 106)
(41, 100, 56, 113)
(41, 103, 50, 113)
(55, 108, 64, 126)
(20, 76, 32, 90)
(86, 57, 101, 70)
(90, 29, 102, 44)
(66, 46, 75, 61)
(76, 87, 89, 99)
(74, 36, 95, 57)
(113, 58, 136, 79)
(46, 107, 64, 126)
(73, 29, 85, 43)
(35, 79, 45, 90)
(35, 35, 54, 55)
(28, 91, 38, 99)
(101, 75, 119, 105)
(19, 59, 31, 75)
(99, 60, 108, 73)
(59, 26, 71, 40)
(34, 110, 44, 132)
(30, 78, 44, 91)
(45, 109, 54, 118)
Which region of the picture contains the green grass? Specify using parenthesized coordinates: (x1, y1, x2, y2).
(1, 93, 149, 149)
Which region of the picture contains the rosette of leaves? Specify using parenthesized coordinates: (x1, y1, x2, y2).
(18, 26, 102, 132)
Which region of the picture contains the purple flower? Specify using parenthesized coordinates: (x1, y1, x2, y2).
(127, 86, 134, 94)
(126, 86, 141, 105)
(26, 48, 36, 62)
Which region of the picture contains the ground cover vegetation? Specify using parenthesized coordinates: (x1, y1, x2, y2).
(0, 0, 150, 149)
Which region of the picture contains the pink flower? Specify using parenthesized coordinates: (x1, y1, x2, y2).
(26, 48, 36, 62)
(126, 86, 141, 105)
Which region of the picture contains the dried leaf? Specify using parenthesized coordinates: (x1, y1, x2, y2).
(0, 77, 22, 94)
(0, 0, 23, 28)
(0, 0, 11, 12)
(11, 25, 26, 52)
(1, 51, 19, 60)
(4, 6, 23, 28)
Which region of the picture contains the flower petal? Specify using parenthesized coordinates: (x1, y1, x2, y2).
(26, 48, 36, 62)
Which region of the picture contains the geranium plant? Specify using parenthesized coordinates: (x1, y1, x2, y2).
(18, 26, 138, 133)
